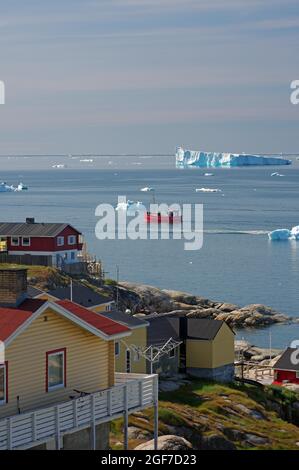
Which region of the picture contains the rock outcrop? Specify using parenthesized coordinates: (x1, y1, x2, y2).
(111, 282, 292, 328)
(135, 435, 192, 451)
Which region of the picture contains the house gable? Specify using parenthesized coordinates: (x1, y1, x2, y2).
(1, 307, 113, 418)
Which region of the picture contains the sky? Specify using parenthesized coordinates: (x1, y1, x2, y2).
(0, 0, 298, 155)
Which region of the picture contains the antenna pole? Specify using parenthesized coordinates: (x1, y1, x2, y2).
(116, 265, 119, 310)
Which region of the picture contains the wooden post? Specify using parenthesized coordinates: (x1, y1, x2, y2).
(32, 413, 37, 442)
(139, 380, 143, 407)
(7, 417, 12, 450)
(73, 399, 78, 428)
(55, 405, 61, 450)
(124, 385, 129, 450)
(107, 389, 112, 416)
(90, 395, 96, 450)
(153, 376, 159, 451)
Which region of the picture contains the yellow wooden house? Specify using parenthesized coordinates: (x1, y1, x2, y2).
(0, 269, 158, 450)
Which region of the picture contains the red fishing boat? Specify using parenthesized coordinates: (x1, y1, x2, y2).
(145, 210, 182, 224)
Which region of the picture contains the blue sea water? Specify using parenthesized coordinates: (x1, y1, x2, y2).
(1, 159, 299, 348)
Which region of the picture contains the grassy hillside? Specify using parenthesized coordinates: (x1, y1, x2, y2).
(111, 380, 299, 450)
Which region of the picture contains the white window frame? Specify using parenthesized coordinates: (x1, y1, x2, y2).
(47, 350, 65, 392)
(0, 364, 7, 405)
(115, 342, 120, 357)
(57, 236, 64, 246)
(68, 235, 76, 245)
(296, 371, 299, 379)
(11, 237, 19, 246)
(22, 236, 31, 247)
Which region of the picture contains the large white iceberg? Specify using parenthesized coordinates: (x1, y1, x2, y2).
(176, 147, 292, 168)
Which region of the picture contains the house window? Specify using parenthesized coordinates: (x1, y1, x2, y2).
(169, 348, 175, 358)
(22, 237, 31, 247)
(105, 304, 112, 312)
(46, 349, 66, 392)
(11, 237, 19, 246)
(70, 252, 75, 260)
(68, 235, 76, 245)
(0, 363, 7, 405)
(57, 236, 64, 246)
(296, 371, 299, 379)
(115, 342, 120, 356)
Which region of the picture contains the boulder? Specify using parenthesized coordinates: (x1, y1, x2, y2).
(245, 433, 269, 446)
(201, 434, 237, 450)
(135, 435, 193, 451)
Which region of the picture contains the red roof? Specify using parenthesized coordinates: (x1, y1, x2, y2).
(0, 299, 45, 342)
(0, 298, 129, 344)
(56, 300, 130, 336)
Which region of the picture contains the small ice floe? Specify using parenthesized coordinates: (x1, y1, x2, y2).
(204, 173, 214, 176)
(116, 200, 146, 214)
(268, 225, 299, 241)
(140, 187, 154, 192)
(195, 187, 221, 193)
(16, 182, 28, 191)
(271, 172, 284, 177)
(80, 158, 93, 163)
(52, 164, 66, 169)
(0, 182, 14, 192)
(268, 229, 291, 241)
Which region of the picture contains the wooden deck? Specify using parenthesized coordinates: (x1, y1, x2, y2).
(0, 373, 158, 450)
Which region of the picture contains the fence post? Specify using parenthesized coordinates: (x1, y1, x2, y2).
(153, 375, 159, 451)
(90, 395, 96, 450)
(123, 385, 129, 450)
(55, 405, 61, 450)
(7, 418, 12, 450)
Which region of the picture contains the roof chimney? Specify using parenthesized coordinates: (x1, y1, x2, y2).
(26, 217, 35, 224)
(0, 268, 28, 307)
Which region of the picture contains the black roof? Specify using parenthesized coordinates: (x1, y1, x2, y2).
(0, 222, 80, 237)
(187, 318, 224, 340)
(146, 314, 180, 346)
(145, 313, 231, 344)
(273, 348, 299, 372)
(47, 284, 113, 307)
(100, 310, 148, 329)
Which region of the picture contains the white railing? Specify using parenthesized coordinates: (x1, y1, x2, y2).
(0, 373, 157, 450)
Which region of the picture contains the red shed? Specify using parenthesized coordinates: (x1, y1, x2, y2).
(273, 347, 299, 385)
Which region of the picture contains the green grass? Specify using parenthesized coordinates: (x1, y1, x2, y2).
(110, 379, 299, 450)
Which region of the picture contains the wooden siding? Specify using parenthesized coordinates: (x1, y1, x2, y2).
(0, 307, 112, 419)
(115, 327, 147, 374)
(212, 322, 234, 368)
(186, 339, 213, 369)
(186, 323, 234, 369)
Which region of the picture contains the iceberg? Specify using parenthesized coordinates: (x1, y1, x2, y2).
(0, 182, 14, 192)
(268, 226, 299, 241)
(290, 225, 299, 240)
(195, 187, 221, 193)
(176, 147, 292, 168)
(115, 200, 146, 215)
(268, 229, 291, 241)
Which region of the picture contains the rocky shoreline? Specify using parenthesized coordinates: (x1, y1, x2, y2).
(107, 281, 294, 329)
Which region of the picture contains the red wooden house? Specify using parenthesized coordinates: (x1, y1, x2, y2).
(273, 347, 299, 385)
(0, 218, 83, 267)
